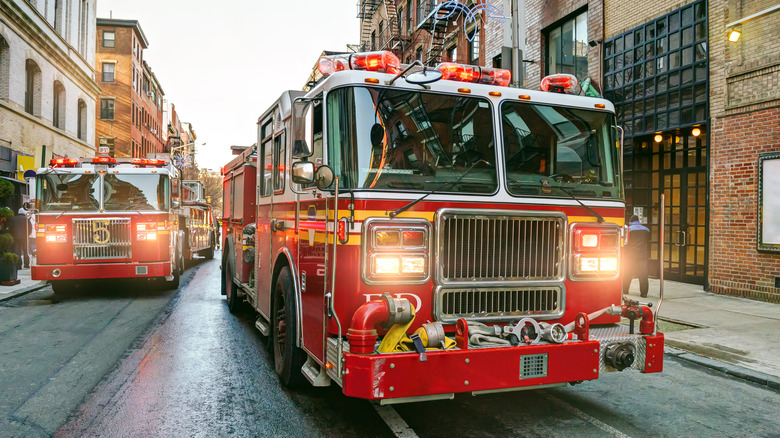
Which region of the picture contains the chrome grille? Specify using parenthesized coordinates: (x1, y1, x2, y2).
(436, 209, 566, 283)
(72, 218, 132, 260)
(435, 286, 563, 322)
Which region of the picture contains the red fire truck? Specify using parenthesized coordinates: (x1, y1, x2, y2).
(221, 50, 663, 403)
(30, 156, 185, 294)
(179, 180, 217, 261)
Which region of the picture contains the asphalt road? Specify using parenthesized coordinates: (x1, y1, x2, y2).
(2, 253, 779, 437)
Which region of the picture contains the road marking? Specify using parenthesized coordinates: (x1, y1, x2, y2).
(544, 393, 633, 438)
(374, 404, 420, 438)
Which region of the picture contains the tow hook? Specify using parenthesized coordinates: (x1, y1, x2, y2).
(604, 343, 636, 371)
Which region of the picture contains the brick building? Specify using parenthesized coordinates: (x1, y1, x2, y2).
(351, 1, 780, 301)
(0, 0, 100, 177)
(95, 18, 166, 158)
(707, 1, 780, 302)
(353, 0, 514, 71)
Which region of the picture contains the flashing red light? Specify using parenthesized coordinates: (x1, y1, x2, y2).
(337, 218, 348, 244)
(317, 51, 401, 76)
(438, 62, 479, 83)
(541, 74, 578, 94)
(92, 156, 117, 165)
(49, 158, 79, 167)
(436, 63, 511, 87)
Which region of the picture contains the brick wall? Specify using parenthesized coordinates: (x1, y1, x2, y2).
(708, 0, 780, 302)
(604, 0, 691, 39)
(523, 0, 602, 90)
(95, 26, 133, 158)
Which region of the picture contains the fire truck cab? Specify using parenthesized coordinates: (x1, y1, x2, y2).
(30, 157, 184, 294)
(222, 51, 663, 403)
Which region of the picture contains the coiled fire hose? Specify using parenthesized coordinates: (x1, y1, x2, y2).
(377, 306, 456, 355)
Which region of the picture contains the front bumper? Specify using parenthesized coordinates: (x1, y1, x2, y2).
(338, 328, 664, 401)
(32, 262, 171, 281)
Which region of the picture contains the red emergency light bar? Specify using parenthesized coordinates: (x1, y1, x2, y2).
(49, 158, 79, 168)
(541, 73, 578, 94)
(92, 156, 117, 165)
(131, 158, 166, 167)
(436, 63, 512, 87)
(318, 51, 401, 76)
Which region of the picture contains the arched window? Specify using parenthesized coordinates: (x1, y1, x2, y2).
(25, 60, 42, 115)
(53, 81, 65, 129)
(0, 36, 9, 100)
(54, 0, 63, 35)
(77, 99, 87, 140)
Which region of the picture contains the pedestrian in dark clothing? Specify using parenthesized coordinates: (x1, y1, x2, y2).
(623, 214, 650, 297)
(10, 208, 29, 268)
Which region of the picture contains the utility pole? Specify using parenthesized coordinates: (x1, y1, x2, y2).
(505, 0, 526, 88)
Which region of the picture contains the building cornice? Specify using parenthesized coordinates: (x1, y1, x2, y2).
(96, 18, 149, 48)
(1, 0, 102, 97)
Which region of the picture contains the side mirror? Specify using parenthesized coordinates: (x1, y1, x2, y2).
(315, 165, 335, 190)
(292, 161, 315, 184)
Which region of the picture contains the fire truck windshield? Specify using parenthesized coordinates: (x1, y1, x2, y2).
(326, 86, 497, 193)
(501, 101, 622, 199)
(103, 174, 169, 211)
(37, 173, 100, 211)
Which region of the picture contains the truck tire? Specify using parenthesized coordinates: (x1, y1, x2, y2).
(224, 258, 240, 313)
(272, 267, 306, 387)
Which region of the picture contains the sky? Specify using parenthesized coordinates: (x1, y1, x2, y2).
(96, 0, 359, 173)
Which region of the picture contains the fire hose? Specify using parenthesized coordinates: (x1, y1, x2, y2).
(377, 309, 457, 361)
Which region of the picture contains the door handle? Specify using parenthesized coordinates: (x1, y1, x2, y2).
(674, 230, 687, 247)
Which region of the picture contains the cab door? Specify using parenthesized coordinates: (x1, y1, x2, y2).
(296, 98, 328, 363)
(255, 117, 275, 319)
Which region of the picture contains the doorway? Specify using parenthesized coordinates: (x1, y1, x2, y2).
(630, 130, 708, 284)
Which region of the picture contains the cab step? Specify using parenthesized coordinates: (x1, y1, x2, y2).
(302, 356, 331, 387)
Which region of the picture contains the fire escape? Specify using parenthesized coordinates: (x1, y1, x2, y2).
(354, 0, 401, 54)
(417, 1, 454, 66)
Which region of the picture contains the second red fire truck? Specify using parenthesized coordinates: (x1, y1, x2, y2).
(30, 156, 209, 294)
(222, 50, 663, 404)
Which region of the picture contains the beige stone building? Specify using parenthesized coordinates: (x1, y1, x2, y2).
(0, 0, 100, 180)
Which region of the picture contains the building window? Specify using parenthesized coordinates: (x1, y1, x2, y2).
(100, 137, 115, 157)
(468, 23, 480, 64)
(102, 63, 115, 82)
(0, 36, 9, 100)
(417, 0, 425, 25)
(603, 0, 708, 137)
(53, 81, 65, 128)
(77, 99, 86, 140)
(545, 10, 588, 79)
(100, 98, 114, 120)
(103, 31, 115, 48)
(446, 44, 457, 63)
(25, 59, 41, 115)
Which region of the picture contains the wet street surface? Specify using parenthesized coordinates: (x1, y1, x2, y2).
(1, 252, 778, 437)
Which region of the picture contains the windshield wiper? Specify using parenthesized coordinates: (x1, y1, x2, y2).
(506, 177, 604, 223)
(550, 182, 604, 223)
(388, 159, 492, 218)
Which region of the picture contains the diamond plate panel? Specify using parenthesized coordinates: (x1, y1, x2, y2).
(590, 325, 648, 372)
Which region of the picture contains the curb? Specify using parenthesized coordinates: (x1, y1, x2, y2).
(665, 346, 780, 391)
(0, 282, 48, 302)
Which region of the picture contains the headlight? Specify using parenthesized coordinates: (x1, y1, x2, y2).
(364, 219, 430, 284)
(570, 224, 620, 280)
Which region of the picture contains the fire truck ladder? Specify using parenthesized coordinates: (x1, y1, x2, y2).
(357, 0, 381, 51)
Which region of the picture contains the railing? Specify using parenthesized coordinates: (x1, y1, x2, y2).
(72, 218, 132, 260)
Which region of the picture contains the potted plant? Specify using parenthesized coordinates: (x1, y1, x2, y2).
(0, 207, 12, 227)
(0, 233, 18, 282)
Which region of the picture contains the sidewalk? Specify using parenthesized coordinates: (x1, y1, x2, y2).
(626, 277, 780, 388)
(0, 267, 47, 302)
